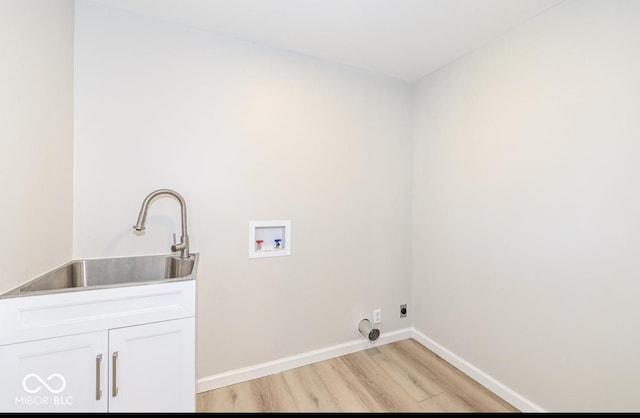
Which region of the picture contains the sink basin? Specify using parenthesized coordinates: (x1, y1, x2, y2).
(1, 253, 198, 298)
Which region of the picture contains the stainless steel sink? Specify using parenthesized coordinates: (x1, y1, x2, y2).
(1, 253, 198, 298)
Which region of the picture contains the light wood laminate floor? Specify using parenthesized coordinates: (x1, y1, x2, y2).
(197, 338, 518, 413)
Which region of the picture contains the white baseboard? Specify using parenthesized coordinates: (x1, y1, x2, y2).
(197, 327, 412, 393)
(197, 326, 544, 413)
(410, 329, 545, 412)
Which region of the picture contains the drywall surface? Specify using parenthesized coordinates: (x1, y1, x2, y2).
(413, 0, 640, 411)
(0, 0, 74, 294)
(74, 1, 412, 379)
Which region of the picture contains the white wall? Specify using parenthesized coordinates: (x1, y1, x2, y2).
(74, 1, 412, 379)
(412, 0, 640, 412)
(0, 0, 74, 294)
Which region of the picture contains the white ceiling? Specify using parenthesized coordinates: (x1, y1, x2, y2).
(91, 0, 564, 83)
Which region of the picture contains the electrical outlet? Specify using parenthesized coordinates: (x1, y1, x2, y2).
(373, 308, 382, 324)
(400, 304, 407, 318)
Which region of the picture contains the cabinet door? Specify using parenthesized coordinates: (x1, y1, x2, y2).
(0, 331, 108, 413)
(107, 317, 195, 412)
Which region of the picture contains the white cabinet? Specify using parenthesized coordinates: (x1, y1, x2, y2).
(0, 280, 196, 413)
(0, 331, 108, 413)
(0, 318, 194, 413)
(108, 318, 195, 412)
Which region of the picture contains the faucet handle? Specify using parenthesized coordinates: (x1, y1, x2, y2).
(171, 233, 187, 253)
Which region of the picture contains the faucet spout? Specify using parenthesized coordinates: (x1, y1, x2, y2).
(133, 189, 190, 258)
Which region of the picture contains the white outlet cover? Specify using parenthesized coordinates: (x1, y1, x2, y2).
(373, 309, 382, 324)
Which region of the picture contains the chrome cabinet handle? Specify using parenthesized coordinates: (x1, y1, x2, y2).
(112, 351, 119, 397)
(96, 354, 102, 400)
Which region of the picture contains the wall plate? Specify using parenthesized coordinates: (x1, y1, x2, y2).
(249, 220, 291, 258)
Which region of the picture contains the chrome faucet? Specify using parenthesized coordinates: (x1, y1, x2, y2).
(133, 189, 190, 258)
